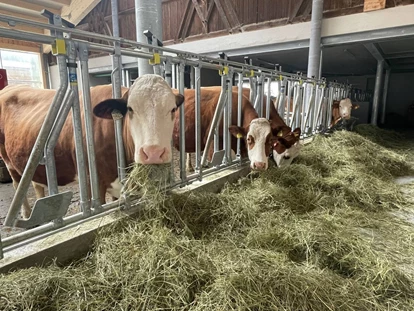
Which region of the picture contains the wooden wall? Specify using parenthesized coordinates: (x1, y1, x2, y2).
(76, 0, 414, 46)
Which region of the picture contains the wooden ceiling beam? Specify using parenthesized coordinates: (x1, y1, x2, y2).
(0, 0, 61, 15)
(19, 0, 65, 10)
(61, 0, 101, 25)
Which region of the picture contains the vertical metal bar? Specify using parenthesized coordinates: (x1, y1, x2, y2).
(318, 48, 323, 79)
(111, 46, 127, 182)
(111, 0, 120, 37)
(201, 84, 228, 167)
(78, 42, 101, 212)
(265, 77, 271, 120)
(371, 60, 384, 125)
(278, 78, 286, 121)
(67, 40, 90, 218)
(125, 69, 131, 88)
(380, 69, 391, 124)
(178, 63, 186, 182)
(254, 75, 264, 117)
(121, 69, 126, 87)
(236, 73, 243, 160)
(214, 74, 227, 153)
(194, 66, 201, 173)
(135, 0, 162, 76)
(44, 89, 73, 196)
(225, 71, 233, 164)
(307, 0, 324, 79)
(327, 86, 334, 128)
(164, 57, 172, 87)
(4, 48, 69, 227)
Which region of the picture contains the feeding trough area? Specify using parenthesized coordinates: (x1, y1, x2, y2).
(1, 125, 414, 310)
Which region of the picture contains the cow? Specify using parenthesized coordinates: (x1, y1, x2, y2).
(235, 87, 302, 167)
(331, 98, 359, 127)
(0, 74, 184, 219)
(172, 87, 274, 171)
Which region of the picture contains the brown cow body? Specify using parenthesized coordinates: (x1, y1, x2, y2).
(0, 75, 184, 218)
(172, 87, 257, 161)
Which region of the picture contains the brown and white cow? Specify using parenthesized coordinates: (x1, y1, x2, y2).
(331, 98, 359, 127)
(172, 87, 274, 171)
(236, 87, 302, 168)
(0, 74, 184, 218)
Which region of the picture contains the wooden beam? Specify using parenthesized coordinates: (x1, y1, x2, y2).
(213, 0, 231, 30)
(364, 0, 386, 12)
(0, 0, 61, 14)
(301, 0, 312, 21)
(0, 38, 41, 52)
(19, 0, 65, 10)
(191, 0, 208, 33)
(288, 0, 305, 23)
(176, 0, 194, 40)
(0, 13, 46, 32)
(222, 0, 241, 29)
(61, 0, 101, 26)
(52, 0, 71, 5)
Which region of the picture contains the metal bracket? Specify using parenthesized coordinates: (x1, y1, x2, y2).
(210, 150, 225, 167)
(14, 191, 73, 229)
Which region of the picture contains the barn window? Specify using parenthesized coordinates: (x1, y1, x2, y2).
(0, 49, 43, 89)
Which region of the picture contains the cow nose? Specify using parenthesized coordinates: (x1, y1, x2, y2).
(253, 161, 266, 170)
(139, 146, 166, 164)
(284, 155, 291, 160)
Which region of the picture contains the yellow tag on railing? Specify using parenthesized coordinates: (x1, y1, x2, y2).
(52, 39, 66, 55)
(149, 53, 161, 65)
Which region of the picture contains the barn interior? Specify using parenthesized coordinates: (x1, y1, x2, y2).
(1, 2, 414, 307)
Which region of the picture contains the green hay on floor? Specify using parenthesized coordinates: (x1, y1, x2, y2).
(1, 127, 414, 311)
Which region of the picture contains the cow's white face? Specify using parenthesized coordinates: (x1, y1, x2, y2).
(273, 142, 302, 168)
(339, 98, 353, 119)
(93, 74, 184, 165)
(229, 118, 272, 171)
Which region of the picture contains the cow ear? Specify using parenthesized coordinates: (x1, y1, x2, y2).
(175, 94, 184, 107)
(332, 101, 340, 109)
(292, 127, 301, 137)
(229, 125, 246, 139)
(353, 104, 360, 110)
(93, 99, 128, 119)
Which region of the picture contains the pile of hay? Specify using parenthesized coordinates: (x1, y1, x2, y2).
(1, 125, 414, 311)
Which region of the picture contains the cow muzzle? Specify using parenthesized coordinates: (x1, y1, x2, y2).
(138, 145, 168, 164)
(252, 161, 267, 171)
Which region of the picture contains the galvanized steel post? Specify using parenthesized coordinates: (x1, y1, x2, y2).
(135, 0, 162, 76)
(236, 73, 243, 160)
(194, 66, 202, 173)
(66, 40, 90, 217)
(111, 43, 127, 183)
(225, 70, 233, 164)
(371, 59, 384, 125)
(78, 42, 102, 213)
(380, 68, 391, 124)
(178, 63, 186, 182)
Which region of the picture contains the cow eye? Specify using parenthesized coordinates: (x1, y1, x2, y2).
(127, 106, 133, 113)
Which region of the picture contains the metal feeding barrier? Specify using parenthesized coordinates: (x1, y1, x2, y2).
(0, 12, 371, 259)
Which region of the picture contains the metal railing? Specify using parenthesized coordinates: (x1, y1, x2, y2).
(0, 13, 371, 259)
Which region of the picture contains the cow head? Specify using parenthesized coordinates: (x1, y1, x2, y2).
(273, 141, 303, 168)
(335, 98, 359, 120)
(229, 118, 272, 171)
(271, 127, 301, 167)
(93, 74, 184, 164)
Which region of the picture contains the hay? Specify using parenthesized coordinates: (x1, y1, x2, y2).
(1, 127, 414, 311)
